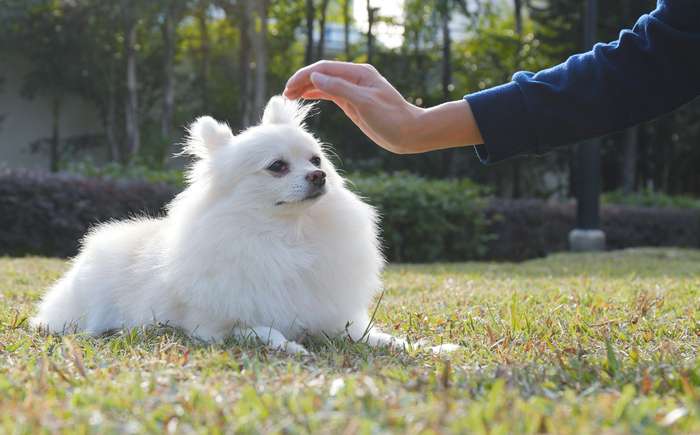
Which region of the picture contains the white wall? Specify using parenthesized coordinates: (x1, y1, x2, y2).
(0, 55, 103, 170)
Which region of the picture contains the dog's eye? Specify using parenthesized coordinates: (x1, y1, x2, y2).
(310, 156, 321, 167)
(267, 160, 288, 173)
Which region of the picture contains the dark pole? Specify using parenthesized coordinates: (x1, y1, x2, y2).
(570, 0, 606, 251)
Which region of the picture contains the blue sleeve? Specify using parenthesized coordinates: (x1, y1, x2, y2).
(464, 0, 700, 164)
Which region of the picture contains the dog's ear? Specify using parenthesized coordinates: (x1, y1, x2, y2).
(183, 116, 233, 159)
(261, 95, 315, 127)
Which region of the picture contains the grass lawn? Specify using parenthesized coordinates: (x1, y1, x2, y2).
(1, 248, 700, 434)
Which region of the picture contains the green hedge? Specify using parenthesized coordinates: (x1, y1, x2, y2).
(63, 161, 186, 187)
(348, 173, 494, 262)
(55, 163, 699, 262)
(63, 163, 496, 262)
(603, 189, 700, 209)
(4, 168, 699, 261)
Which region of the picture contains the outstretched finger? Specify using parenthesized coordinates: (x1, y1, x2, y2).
(301, 89, 336, 100)
(284, 61, 374, 98)
(308, 72, 367, 105)
(301, 90, 360, 125)
(285, 82, 317, 99)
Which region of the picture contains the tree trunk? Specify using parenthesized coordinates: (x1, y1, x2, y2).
(440, 1, 460, 177)
(123, 0, 140, 160)
(413, 23, 427, 98)
(619, 0, 638, 195)
(197, 1, 211, 113)
(161, 2, 176, 148)
(568, 148, 577, 197)
(366, 1, 376, 64)
(237, 0, 253, 127)
(250, 0, 269, 122)
(440, 2, 451, 100)
(343, 0, 351, 60)
(514, 0, 523, 35)
(621, 126, 638, 194)
(511, 0, 523, 197)
(511, 159, 522, 197)
(316, 0, 330, 60)
(50, 96, 61, 172)
(106, 79, 120, 163)
(305, 0, 315, 65)
(661, 120, 674, 193)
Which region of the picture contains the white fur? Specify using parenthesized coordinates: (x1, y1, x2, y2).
(31, 96, 457, 355)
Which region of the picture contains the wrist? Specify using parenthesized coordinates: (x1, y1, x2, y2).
(398, 105, 430, 153)
(405, 100, 483, 153)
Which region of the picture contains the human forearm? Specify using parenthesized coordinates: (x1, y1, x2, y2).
(400, 100, 484, 154)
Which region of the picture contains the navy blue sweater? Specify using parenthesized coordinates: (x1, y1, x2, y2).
(465, 0, 700, 164)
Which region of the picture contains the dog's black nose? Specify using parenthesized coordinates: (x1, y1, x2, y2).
(306, 170, 326, 187)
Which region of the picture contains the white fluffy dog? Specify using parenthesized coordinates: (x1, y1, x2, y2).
(31, 96, 457, 355)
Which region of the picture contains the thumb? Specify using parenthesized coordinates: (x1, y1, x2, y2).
(310, 72, 362, 103)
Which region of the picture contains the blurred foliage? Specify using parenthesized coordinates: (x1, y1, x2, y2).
(349, 172, 494, 262)
(58, 160, 496, 261)
(1, 0, 699, 198)
(62, 160, 186, 187)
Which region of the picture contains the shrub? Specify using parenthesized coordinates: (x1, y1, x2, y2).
(603, 189, 700, 209)
(0, 170, 495, 262)
(601, 204, 700, 249)
(63, 160, 186, 187)
(483, 199, 700, 261)
(2, 169, 698, 262)
(349, 173, 494, 262)
(0, 169, 177, 257)
(482, 199, 572, 261)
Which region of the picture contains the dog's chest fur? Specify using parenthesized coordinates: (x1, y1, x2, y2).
(163, 189, 382, 339)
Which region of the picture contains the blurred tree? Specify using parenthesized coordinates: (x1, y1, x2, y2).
(437, 0, 452, 102)
(251, 0, 270, 121)
(0, 0, 697, 198)
(366, 0, 378, 63)
(1, 0, 85, 171)
(160, 0, 189, 153)
(223, 0, 253, 126)
(195, 0, 211, 113)
(620, 0, 639, 194)
(342, 0, 352, 60)
(0, 76, 5, 131)
(122, 0, 141, 160)
(316, 0, 330, 60)
(514, 0, 523, 34)
(511, 0, 524, 197)
(74, 1, 125, 163)
(305, 0, 315, 64)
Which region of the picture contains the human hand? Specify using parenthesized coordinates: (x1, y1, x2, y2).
(283, 61, 483, 154)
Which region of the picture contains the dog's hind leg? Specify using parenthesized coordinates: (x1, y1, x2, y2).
(232, 326, 308, 355)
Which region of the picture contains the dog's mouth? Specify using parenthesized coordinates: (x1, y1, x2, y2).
(275, 188, 326, 206)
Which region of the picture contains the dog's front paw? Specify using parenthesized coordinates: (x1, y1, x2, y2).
(411, 339, 461, 354)
(280, 341, 309, 355)
(428, 343, 461, 354)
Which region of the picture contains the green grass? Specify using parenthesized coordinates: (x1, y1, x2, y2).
(2, 248, 700, 434)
